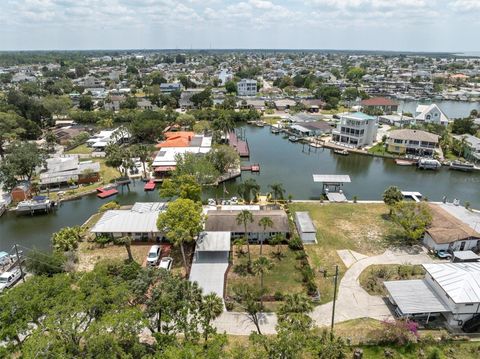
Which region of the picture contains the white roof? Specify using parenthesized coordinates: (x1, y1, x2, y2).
(295, 212, 316, 233)
(195, 232, 231, 251)
(92, 202, 165, 234)
(220, 205, 260, 211)
(384, 279, 450, 314)
(423, 263, 480, 304)
(313, 174, 351, 183)
(453, 251, 480, 261)
(152, 147, 211, 167)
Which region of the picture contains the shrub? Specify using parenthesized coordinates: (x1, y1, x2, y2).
(397, 265, 413, 279)
(306, 280, 317, 295)
(377, 319, 419, 346)
(99, 200, 121, 212)
(300, 266, 315, 283)
(288, 236, 303, 250)
(295, 251, 308, 261)
(95, 235, 113, 247)
(428, 347, 443, 359)
(233, 263, 249, 276)
(25, 249, 66, 276)
(274, 291, 284, 301)
(225, 301, 234, 311)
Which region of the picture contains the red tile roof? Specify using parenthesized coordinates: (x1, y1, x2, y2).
(360, 97, 398, 106)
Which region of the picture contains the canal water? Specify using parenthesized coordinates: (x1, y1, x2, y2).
(399, 100, 479, 119)
(1, 124, 480, 252)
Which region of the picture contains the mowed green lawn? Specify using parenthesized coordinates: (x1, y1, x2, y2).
(226, 245, 305, 303)
(289, 203, 404, 303)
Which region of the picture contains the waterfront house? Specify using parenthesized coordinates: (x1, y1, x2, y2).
(204, 209, 290, 242)
(452, 134, 480, 164)
(274, 99, 296, 111)
(415, 104, 449, 126)
(300, 99, 325, 112)
(91, 202, 166, 241)
(385, 263, 480, 329)
(360, 97, 399, 113)
(386, 129, 439, 156)
(331, 112, 378, 148)
(289, 121, 332, 137)
(86, 128, 130, 151)
(39, 155, 100, 189)
(423, 204, 480, 253)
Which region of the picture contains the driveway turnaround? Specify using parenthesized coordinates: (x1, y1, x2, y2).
(214, 247, 438, 335)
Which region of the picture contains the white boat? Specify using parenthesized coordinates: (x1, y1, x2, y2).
(16, 196, 56, 214)
(450, 161, 475, 172)
(417, 158, 441, 170)
(288, 136, 299, 142)
(333, 149, 349, 156)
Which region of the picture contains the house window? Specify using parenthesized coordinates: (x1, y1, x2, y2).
(465, 303, 474, 306)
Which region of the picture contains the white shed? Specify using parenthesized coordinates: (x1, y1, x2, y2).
(295, 212, 317, 244)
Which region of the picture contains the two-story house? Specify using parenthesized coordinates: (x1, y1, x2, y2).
(452, 134, 480, 164)
(332, 112, 378, 148)
(386, 129, 439, 156)
(415, 104, 449, 126)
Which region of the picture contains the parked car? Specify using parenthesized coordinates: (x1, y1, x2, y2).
(0, 269, 22, 293)
(436, 249, 452, 260)
(158, 257, 173, 271)
(146, 245, 162, 266)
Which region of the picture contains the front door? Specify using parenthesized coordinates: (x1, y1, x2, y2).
(460, 241, 466, 251)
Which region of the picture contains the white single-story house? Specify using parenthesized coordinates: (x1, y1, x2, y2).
(423, 204, 480, 252)
(204, 209, 290, 242)
(385, 263, 480, 329)
(91, 202, 166, 241)
(295, 212, 317, 244)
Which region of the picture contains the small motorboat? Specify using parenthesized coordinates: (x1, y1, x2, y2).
(333, 149, 349, 156)
(449, 161, 475, 172)
(288, 136, 299, 142)
(395, 159, 417, 166)
(271, 127, 280, 134)
(310, 142, 323, 148)
(417, 158, 441, 170)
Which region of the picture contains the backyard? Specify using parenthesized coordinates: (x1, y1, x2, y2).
(226, 244, 308, 311)
(288, 203, 404, 303)
(359, 264, 425, 296)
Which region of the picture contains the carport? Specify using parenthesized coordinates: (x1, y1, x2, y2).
(189, 232, 231, 299)
(384, 279, 451, 323)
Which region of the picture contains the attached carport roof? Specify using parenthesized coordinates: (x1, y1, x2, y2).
(196, 231, 231, 252)
(384, 279, 451, 315)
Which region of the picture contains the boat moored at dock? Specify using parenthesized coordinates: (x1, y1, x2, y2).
(449, 161, 475, 172)
(417, 158, 441, 170)
(15, 196, 56, 215)
(333, 149, 349, 156)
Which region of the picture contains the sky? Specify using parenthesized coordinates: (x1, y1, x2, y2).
(0, 0, 479, 52)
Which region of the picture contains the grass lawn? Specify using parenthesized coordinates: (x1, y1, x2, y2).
(359, 264, 425, 296)
(65, 144, 93, 155)
(320, 105, 350, 115)
(288, 203, 404, 303)
(360, 342, 480, 359)
(226, 244, 306, 303)
(367, 143, 393, 157)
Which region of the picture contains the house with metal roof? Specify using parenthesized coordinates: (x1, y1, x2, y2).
(331, 112, 378, 148)
(91, 202, 167, 241)
(385, 263, 480, 329)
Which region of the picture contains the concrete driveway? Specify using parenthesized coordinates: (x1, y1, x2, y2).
(214, 247, 438, 335)
(189, 251, 229, 298)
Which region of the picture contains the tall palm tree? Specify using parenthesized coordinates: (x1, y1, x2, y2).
(258, 216, 273, 255)
(199, 293, 224, 344)
(212, 114, 234, 143)
(236, 210, 254, 264)
(134, 144, 153, 179)
(238, 178, 260, 204)
(278, 293, 313, 316)
(268, 183, 286, 204)
(252, 256, 273, 307)
(114, 235, 134, 262)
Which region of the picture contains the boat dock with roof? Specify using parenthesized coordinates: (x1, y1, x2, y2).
(313, 174, 351, 202)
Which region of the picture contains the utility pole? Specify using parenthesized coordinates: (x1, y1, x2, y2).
(14, 244, 25, 283)
(331, 264, 339, 340)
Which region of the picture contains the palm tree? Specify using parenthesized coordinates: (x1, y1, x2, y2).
(233, 237, 247, 257)
(236, 210, 254, 264)
(238, 178, 260, 204)
(252, 256, 273, 307)
(278, 293, 313, 316)
(212, 114, 234, 143)
(199, 293, 224, 344)
(258, 216, 273, 255)
(134, 144, 153, 179)
(114, 236, 134, 262)
(270, 233, 284, 259)
(383, 186, 403, 215)
(268, 183, 286, 204)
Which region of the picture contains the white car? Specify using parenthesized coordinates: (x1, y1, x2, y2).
(158, 257, 173, 271)
(0, 269, 22, 293)
(146, 245, 162, 266)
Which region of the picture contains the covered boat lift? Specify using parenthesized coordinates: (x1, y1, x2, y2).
(313, 174, 351, 202)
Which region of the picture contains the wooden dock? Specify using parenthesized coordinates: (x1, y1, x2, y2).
(240, 164, 260, 172)
(229, 132, 250, 157)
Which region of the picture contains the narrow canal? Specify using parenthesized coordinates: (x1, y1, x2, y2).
(1, 124, 480, 251)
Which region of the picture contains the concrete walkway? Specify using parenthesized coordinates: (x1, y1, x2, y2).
(214, 247, 437, 335)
